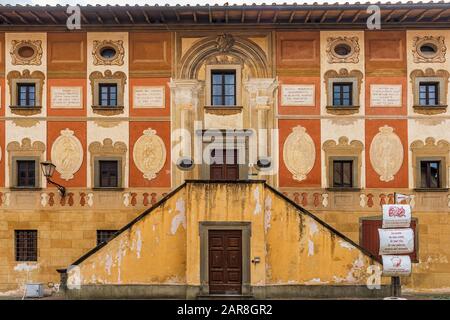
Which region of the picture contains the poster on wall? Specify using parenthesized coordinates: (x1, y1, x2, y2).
(382, 204, 411, 228)
(382, 255, 412, 277)
(379, 228, 414, 255)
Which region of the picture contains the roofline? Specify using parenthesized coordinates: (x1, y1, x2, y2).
(1, 2, 450, 30)
(0, 3, 449, 10)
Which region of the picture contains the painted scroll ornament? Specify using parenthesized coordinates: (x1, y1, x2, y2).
(133, 128, 166, 180)
(369, 125, 403, 182)
(51, 129, 83, 181)
(283, 126, 316, 181)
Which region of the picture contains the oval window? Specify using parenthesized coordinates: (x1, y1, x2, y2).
(100, 47, 117, 59)
(17, 46, 35, 59)
(419, 43, 438, 56)
(176, 157, 194, 170)
(334, 43, 352, 57)
(257, 157, 271, 169)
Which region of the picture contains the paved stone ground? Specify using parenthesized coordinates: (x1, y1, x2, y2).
(1, 293, 450, 300)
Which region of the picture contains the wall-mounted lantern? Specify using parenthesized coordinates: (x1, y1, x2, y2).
(40, 161, 66, 197)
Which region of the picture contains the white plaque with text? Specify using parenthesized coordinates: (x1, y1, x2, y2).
(133, 86, 165, 108)
(370, 84, 402, 107)
(281, 85, 315, 106)
(51, 87, 83, 109)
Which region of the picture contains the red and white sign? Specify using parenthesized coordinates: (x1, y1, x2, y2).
(379, 228, 414, 255)
(382, 204, 411, 228)
(382, 255, 412, 277)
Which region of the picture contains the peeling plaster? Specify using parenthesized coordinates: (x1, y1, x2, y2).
(339, 240, 355, 250)
(135, 229, 142, 259)
(253, 186, 262, 215)
(171, 198, 186, 235)
(308, 240, 314, 256)
(309, 221, 318, 237)
(105, 254, 112, 275)
(14, 263, 39, 272)
(264, 195, 272, 232)
(305, 278, 329, 285)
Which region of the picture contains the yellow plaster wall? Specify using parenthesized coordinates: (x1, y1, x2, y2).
(70, 182, 382, 290)
(0, 208, 141, 293)
(73, 192, 187, 285)
(265, 188, 381, 285)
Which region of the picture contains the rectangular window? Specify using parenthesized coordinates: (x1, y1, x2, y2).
(99, 83, 118, 107)
(96, 230, 118, 246)
(332, 83, 353, 106)
(419, 82, 439, 106)
(98, 160, 119, 188)
(15, 230, 38, 262)
(17, 83, 36, 107)
(211, 70, 236, 106)
(16, 160, 36, 188)
(333, 160, 353, 188)
(420, 160, 441, 188)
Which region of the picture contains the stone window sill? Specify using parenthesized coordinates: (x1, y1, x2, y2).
(92, 187, 125, 192)
(326, 105, 360, 115)
(92, 105, 124, 116)
(413, 188, 449, 192)
(9, 105, 42, 116)
(204, 105, 243, 116)
(413, 105, 447, 115)
(10, 187, 42, 191)
(326, 187, 361, 192)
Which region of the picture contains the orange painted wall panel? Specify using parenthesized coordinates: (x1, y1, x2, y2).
(129, 78, 170, 117)
(129, 32, 172, 73)
(277, 76, 320, 115)
(0, 32, 4, 75)
(47, 121, 87, 188)
(276, 31, 320, 73)
(365, 30, 406, 74)
(47, 79, 86, 117)
(0, 121, 4, 187)
(278, 119, 321, 187)
(47, 32, 86, 75)
(365, 119, 408, 188)
(365, 77, 407, 116)
(129, 121, 171, 188)
(0, 78, 4, 116)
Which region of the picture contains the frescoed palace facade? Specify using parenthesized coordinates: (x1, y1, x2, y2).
(0, 3, 449, 298)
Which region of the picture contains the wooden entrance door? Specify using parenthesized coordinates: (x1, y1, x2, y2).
(208, 230, 242, 294)
(210, 149, 239, 180)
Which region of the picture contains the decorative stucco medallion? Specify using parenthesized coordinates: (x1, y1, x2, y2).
(369, 125, 403, 182)
(92, 40, 125, 66)
(326, 37, 360, 64)
(10, 40, 43, 65)
(412, 36, 446, 63)
(283, 126, 316, 181)
(51, 129, 83, 181)
(215, 34, 235, 53)
(133, 128, 166, 180)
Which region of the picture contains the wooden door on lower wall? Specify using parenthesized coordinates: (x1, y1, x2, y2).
(210, 149, 239, 180)
(208, 229, 242, 294)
